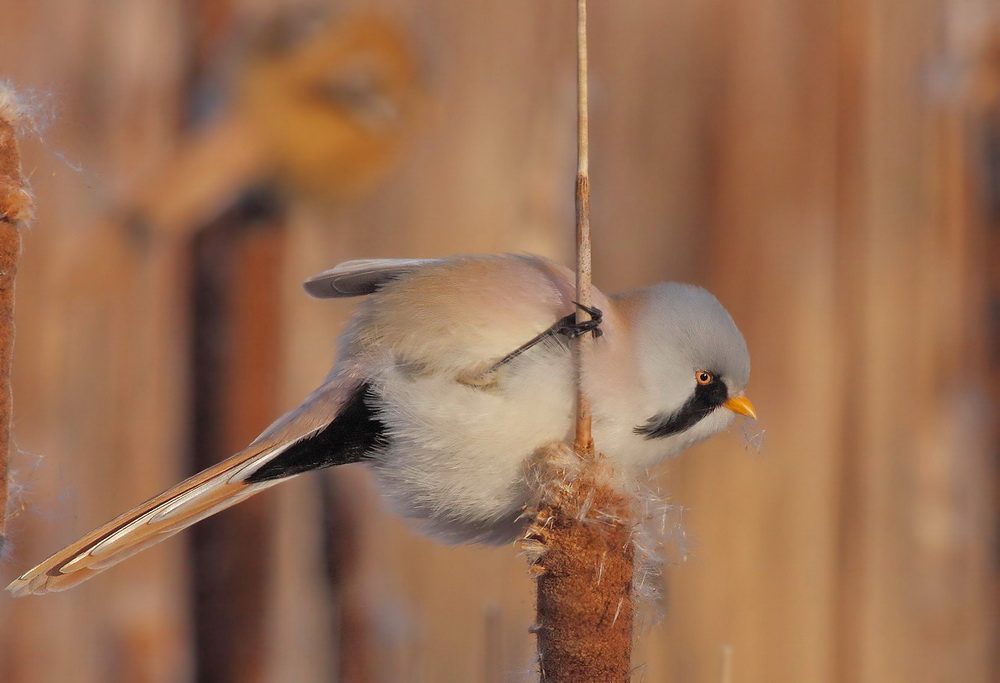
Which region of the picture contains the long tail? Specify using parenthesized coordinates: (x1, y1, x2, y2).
(7, 381, 356, 596)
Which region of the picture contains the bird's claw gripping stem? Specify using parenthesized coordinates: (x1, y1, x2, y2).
(555, 302, 603, 338)
(461, 303, 605, 386)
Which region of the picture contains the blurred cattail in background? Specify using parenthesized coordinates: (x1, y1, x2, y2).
(0, 84, 35, 565)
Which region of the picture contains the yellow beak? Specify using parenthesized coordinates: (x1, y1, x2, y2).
(723, 395, 757, 420)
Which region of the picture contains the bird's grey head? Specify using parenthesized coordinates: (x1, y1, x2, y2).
(630, 283, 753, 441)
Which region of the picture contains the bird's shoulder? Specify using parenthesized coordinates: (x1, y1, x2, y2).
(340, 254, 581, 378)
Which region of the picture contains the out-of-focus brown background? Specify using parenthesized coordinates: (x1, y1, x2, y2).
(1, 1, 998, 681)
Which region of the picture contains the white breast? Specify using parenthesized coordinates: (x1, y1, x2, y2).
(365, 341, 576, 544)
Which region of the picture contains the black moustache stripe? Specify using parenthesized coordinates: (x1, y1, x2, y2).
(634, 379, 729, 439)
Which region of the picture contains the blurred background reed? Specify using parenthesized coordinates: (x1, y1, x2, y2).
(0, 1, 998, 681)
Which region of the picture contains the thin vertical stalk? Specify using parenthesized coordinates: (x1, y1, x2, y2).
(528, 3, 635, 681)
(573, 0, 594, 457)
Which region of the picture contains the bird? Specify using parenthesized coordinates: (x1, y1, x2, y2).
(6, 253, 754, 596)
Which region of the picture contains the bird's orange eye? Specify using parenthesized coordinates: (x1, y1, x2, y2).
(696, 371, 714, 385)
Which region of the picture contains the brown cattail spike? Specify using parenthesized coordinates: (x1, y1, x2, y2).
(0, 86, 33, 550)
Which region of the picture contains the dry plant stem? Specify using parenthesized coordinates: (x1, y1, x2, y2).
(574, 0, 594, 456)
(0, 114, 31, 549)
(529, 1, 635, 681)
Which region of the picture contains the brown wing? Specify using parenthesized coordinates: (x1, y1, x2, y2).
(302, 258, 440, 298)
(7, 380, 356, 596)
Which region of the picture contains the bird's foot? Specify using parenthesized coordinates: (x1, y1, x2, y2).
(555, 303, 603, 338)
(463, 304, 604, 387)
